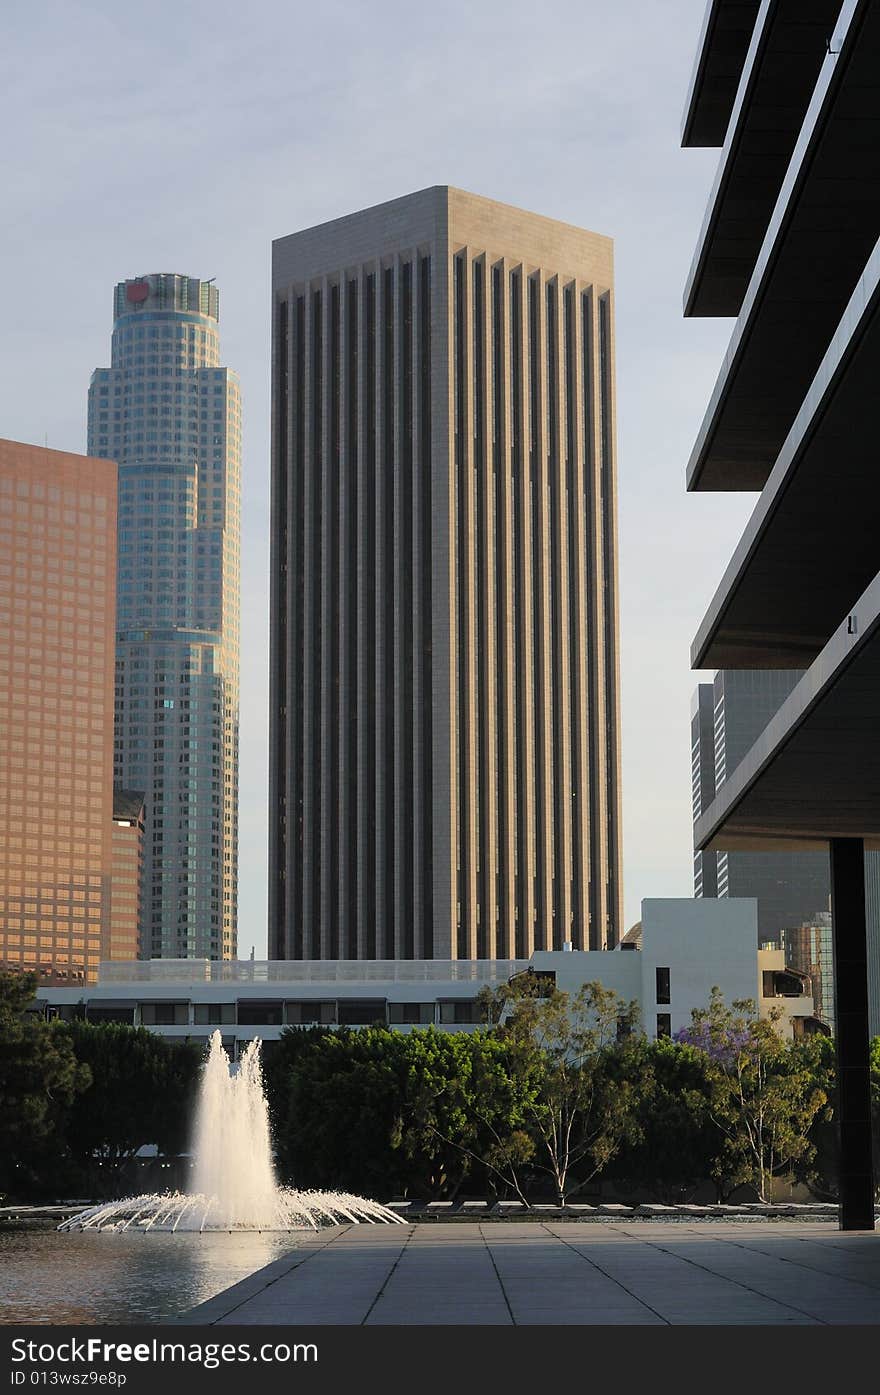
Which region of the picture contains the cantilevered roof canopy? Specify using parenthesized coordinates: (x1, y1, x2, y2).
(682, 0, 761, 147)
(691, 239, 880, 669)
(694, 570, 880, 852)
(684, 0, 842, 318)
(687, 0, 880, 491)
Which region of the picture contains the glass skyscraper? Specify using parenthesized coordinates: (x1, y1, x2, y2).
(88, 274, 240, 960)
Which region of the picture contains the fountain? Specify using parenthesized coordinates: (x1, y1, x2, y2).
(60, 1031, 404, 1232)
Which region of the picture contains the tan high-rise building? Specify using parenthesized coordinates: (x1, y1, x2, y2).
(0, 438, 117, 985)
(269, 187, 623, 960)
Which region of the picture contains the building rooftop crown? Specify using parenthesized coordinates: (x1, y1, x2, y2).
(113, 274, 219, 323)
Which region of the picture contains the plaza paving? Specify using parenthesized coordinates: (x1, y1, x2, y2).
(176, 1221, 880, 1326)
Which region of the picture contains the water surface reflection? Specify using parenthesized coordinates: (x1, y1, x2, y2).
(0, 1226, 300, 1324)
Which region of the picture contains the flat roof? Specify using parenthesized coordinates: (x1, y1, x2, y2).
(684, 0, 842, 317)
(686, 0, 880, 491)
(692, 237, 880, 668)
(681, 0, 762, 147)
(694, 568, 880, 851)
(96, 958, 527, 985)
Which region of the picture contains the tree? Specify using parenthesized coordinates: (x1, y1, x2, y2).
(608, 1036, 718, 1202)
(479, 980, 645, 1205)
(264, 1025, 415, 1197)
(0, 970, 90, 1198)
(398, 1027, 542, 1199)
(61, 1021, 202, 1194)
(676, 988, 827, 1201)
(264, 1024, 540, 1201)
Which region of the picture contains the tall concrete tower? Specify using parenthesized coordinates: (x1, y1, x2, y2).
(89, 274, 240, 960)
(270, 188, 622, 960)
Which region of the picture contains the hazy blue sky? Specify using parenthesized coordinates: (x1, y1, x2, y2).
(2, 0, 756, 954)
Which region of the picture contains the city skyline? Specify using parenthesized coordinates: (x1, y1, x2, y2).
(1, 0, 756, 955)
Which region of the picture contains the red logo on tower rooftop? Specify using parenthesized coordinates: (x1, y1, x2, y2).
(126, 281, 149, 303)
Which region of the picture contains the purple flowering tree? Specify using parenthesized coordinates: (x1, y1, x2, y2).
(675, 988, 826, 1202)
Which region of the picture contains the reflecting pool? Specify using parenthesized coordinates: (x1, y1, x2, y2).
(0, 1225, 299, 1324)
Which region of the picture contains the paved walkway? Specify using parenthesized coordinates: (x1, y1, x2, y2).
(176, 1221, 880, 1325)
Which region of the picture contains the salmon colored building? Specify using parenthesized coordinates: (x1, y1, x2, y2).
(0, 438, 117, 985)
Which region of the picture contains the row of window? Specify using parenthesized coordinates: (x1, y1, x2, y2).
(87, 998, 485, 1028)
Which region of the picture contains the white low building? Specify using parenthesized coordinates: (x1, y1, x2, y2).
(35, 899, 822, 1055)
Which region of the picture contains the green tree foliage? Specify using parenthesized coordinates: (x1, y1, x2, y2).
(678, 988, 827, 1201)
(609, 1037, 718, 1202)
(264, 1026, 414, 1197)
(485, 980, 646, 1204)
(264, 1024, 540, 1200)
(398, 1026, 542, 1199)
(61, 1021, 202, 1194)
(0, 971, 90, 1198)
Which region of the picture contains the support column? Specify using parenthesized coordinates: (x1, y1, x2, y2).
(829, 837, 875, 1231)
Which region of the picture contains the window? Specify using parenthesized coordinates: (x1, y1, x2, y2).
(85, 1006, 135, 1025)
(656, 1014, 671, 1039)
(285, 1000, 335, 1025)
(139, 1001, 188, 1026)
(656, 967, 670, 1005)
(236, 999, 283, 1026)
(337, 1000, 385, 1026)
(438, 1000, 482, 1025)
(193, 1002, 235, 1025)
(388, 1002, 435, 1025)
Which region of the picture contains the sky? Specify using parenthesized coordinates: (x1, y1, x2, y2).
(1, 0, 758, 956)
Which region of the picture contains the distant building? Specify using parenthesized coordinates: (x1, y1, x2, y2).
(36, 898, 819, 1050)
(270, 187, 623, 961)
(692, 673, 830, 942)
(693, 671, 880, 1031)
(785, 915, 835, 1032)
(88, 274, 241, 961)
(109, 790, 145, 962)
(0, 438, 117, 985)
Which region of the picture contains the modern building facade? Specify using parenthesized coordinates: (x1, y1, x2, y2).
(270, 187, 623, 961)
(0, 438, 117, 985)
(682, 0, 880, 1227)
(692, 672, 831, 939)
(109, 789, 145, 962)
(88, 275, 241, 961)
(36, 899, 818, 1054)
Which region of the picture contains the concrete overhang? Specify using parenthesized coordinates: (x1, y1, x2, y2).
(691, 237, 880, 669)
(682, 0, 762, 147)
(684, 0, 843, 318)
(686, 0, 880, 491)
(693, 568, 880, 852)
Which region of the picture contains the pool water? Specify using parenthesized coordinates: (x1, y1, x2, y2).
(0, 1225, 300, 1325)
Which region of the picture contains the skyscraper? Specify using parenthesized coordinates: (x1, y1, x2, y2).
(88, 275, 240, 960)
(0, 438, 117, 985)
(269, 187, 622, 960)
(691, 671, 830, 942)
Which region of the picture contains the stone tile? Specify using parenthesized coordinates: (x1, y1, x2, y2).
(176, 1221, 880, 1327)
